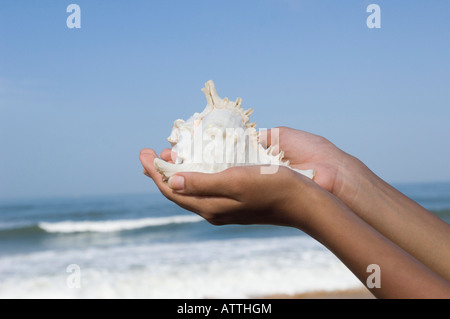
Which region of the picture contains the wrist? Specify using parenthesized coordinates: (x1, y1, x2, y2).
(330, 154, 403, 233)
(285, 174, 337, 234)
(331, 153, 377, 210)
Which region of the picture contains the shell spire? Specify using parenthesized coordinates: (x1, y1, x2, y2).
(201, 80, 221, 106)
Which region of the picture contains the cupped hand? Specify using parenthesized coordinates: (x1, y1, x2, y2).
(260, 126, 363, 198)
(139, 148, 320, 229)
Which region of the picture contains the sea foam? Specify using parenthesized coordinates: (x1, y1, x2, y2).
(0, 236, 362, 298)
(38, 215, 203, 233)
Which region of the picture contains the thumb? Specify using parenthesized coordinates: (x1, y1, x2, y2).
(168, 169, 241, 198)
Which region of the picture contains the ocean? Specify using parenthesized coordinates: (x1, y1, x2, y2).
(1, 182, 449, 298)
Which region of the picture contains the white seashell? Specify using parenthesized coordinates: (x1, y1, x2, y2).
(154, 80, 315, 180)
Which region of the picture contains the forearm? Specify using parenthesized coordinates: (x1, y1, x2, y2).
(299, 188, 450, 298)
(334, 157, 450, 281)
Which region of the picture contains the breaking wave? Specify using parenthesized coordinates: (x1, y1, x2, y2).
(38, 215, 203, 233)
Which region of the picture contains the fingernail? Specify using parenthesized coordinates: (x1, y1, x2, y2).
(168, 175, 184, 191)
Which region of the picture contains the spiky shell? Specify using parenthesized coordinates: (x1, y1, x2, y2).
(154, 80, 315, 180)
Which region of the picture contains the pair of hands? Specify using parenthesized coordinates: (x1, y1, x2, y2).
(140, 126, 450, 298)
(139, 127, 354, 231)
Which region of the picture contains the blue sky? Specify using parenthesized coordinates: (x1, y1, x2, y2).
(1, 1, 449, 199)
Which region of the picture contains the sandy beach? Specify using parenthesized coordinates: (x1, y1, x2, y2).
(263, 288, 375, 299)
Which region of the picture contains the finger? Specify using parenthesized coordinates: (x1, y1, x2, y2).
(160, 148, 171, 161)
(140, 149, 240, 218)
(168, 166, 271, 198)
(165, 185, 241, 221)
(168, 168, 244, 198)
(139, 148, 178, 196)
(179, 196, 241, 223)
(160, 148, 177, 163)
(140, 149, 163, 180)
